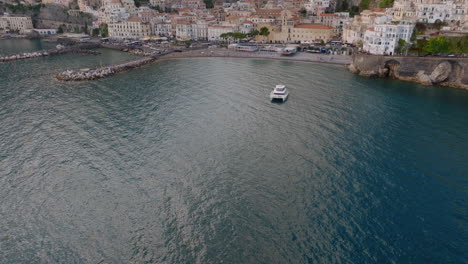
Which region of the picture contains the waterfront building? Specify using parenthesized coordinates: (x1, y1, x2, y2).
(363, 21, 414, 55)
(208, 25, 237, 41)
(0, 16, 33, 34)
(342, 9, 389, 44)
(0, 18, 8, 33)
(33, 28, 58, 35)
(176, 21, 209, 40)
(108, 17, 151, 39)
(315, 12, 350, 36)
(289, 24, 334, 43)
(153, 22, 173, 37)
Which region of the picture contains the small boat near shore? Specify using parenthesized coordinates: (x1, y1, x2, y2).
(281, 47, 297, 56)
(270, 84, 289, 102)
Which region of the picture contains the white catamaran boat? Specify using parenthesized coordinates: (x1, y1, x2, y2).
(270, 84, 289, 102)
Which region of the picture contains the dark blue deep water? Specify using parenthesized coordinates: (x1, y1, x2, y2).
(1, 40, 467, 263)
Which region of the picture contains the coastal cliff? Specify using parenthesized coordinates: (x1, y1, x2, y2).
(348, 54, 468, 90)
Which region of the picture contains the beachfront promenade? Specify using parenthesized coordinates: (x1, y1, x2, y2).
(161, 48, 352, 65)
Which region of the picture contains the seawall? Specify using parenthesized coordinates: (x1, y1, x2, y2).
(55, 56, 157, 81)
(0, 43, 100, 62)
(349, 54, 468, 90)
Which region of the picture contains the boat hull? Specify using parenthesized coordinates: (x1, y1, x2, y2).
(270, 91, 289, 102)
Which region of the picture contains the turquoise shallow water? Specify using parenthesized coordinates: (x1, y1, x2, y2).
(1, 40, 467, 263)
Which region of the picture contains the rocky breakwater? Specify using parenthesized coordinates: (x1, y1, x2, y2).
(349, 54, 468, 90)
(0, 44, 101, 63)
(55, 56, 157, 81)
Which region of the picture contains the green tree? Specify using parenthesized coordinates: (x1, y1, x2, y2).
(359, 0, 370, 11)
(423, 36, 449, 54)
(203, 0, 214, 8)
(259, 27, 270, 38)
(379, 0, 394, 8)
(100, 23, 109, 37)
(57, 24, 64, 34)
(248, 29, 259, 37)
(220, 33, 228, 41)
(92, 28, 100, 36)
(134, 0, 141, 8)
(299, 8, 307, 17)
(396, 38, 410, 55)
(349, 5, 359, 17)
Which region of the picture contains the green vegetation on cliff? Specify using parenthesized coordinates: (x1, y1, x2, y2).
(411, 36, 468, 55)
(378, 0, 394, 8)
(203, 0, 214, 8)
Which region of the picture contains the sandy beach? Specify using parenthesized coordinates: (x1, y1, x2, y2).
(159, 48, 352, 65)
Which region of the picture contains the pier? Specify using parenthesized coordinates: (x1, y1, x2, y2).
(55, 56, 157, 81)
(0, 44, 101, 63)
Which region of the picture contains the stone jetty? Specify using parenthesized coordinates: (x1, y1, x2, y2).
(0, 44, 101, 63)
(55, 56, 157, 81)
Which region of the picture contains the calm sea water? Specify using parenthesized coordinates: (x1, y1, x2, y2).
(1, 40, 467, 264)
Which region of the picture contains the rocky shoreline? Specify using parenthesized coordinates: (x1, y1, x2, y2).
(55, 56, 157, 81)
(0, 44, 101, 63)
(348, 54, 468, 90)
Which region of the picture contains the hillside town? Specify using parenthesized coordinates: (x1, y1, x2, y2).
(0, 0, 467, 56)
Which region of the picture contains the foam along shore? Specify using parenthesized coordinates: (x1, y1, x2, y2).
(0, 44, 101, 62)
(55, 56, 157, 81)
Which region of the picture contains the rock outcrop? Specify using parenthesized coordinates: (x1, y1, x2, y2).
(0, 44, 100, 62)
(429, 61, 451, 84)
(416, 71, 432, 86)
(349, 54, 468, 90)
(55, 56, 157, 81)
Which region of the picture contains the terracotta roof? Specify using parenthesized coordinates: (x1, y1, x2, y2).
(208, 25, 233, 28)
(371, 8, 386, 12)
(178, 21, 193, 25)
(255, 9, 282, 15)
(320, 13, 337, 17)
(294, 24, 333, 29)
(127, 17, 142, 22)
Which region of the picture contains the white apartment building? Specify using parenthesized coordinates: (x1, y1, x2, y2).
(342, 9, 389, 44)
(176, 21, 208, 40)
(108, 17, 151, 39)
(208, 25, 236, 41)
(416, 1, 455, 23)
(0, 18, 8, 33)
(239, 21, 254, 34)
(153, 23, 173, 37)
(101, 0, 130, 24)
(315, 12, 350, 36)
(304, 0, 330, 15)
(363, 21, 414, 55)
(391, 0, 467, 24)
(0, 16, 33, 34)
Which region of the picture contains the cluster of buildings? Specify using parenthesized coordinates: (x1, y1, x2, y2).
(65, 0, 343, 43)
(0, 15, 33, 34)
(343, 0, 467, 55)
(1, 0, 466, 56)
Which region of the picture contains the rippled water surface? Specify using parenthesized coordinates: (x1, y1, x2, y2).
(1, 40, 467, 263)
